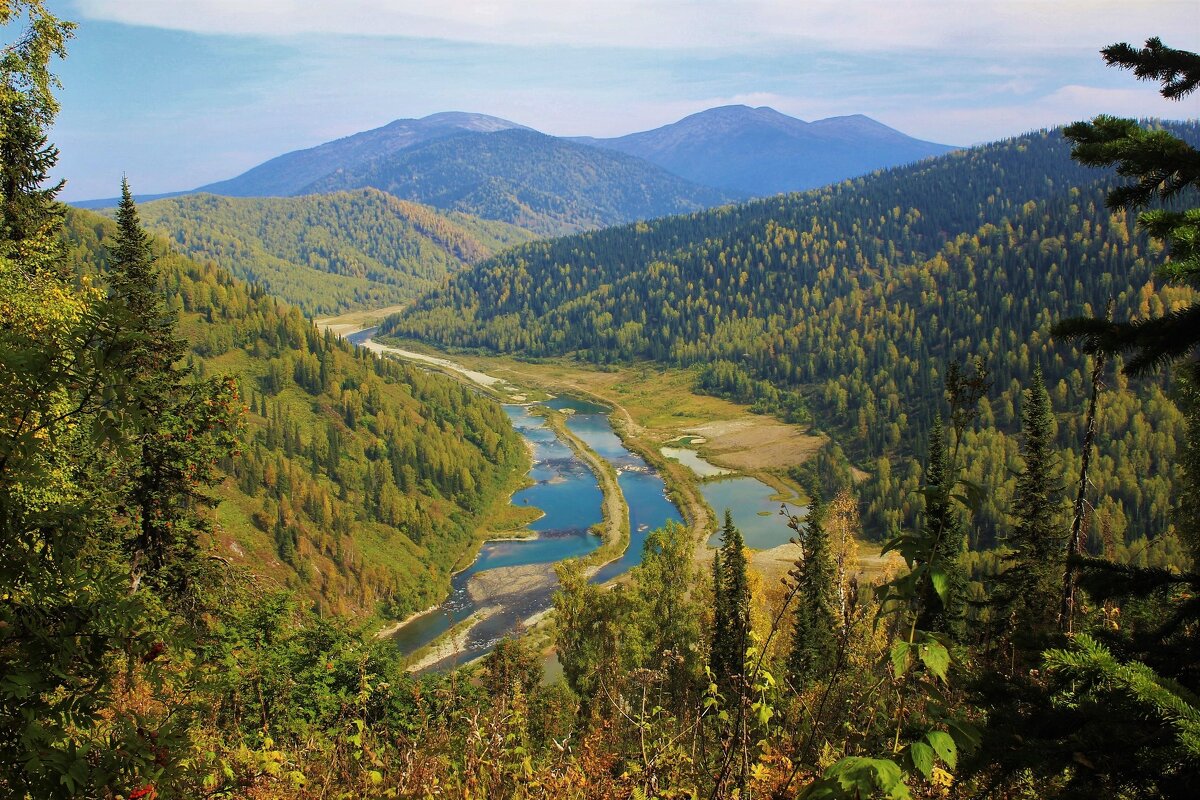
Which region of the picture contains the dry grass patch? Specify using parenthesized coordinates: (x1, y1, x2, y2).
(685, 418, 826, 471)
(314, 304, 409, 337)
(750, 539, 902, 587)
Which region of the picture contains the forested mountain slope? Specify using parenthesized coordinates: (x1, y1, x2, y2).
(301, 128, 736, 235)
(64, 208, 526, 618)
(573, 105, 956, 195)
(198, 111, 531, 198)
(387, 124, 1198, 549)
(130, 189, 533, 316)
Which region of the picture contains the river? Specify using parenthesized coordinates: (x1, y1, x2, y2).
(340, 327, 792, 670)
(360, 345, 681, 671)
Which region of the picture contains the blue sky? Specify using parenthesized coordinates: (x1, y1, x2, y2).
(28, 0, 1200, 200)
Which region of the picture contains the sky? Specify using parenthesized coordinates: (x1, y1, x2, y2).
(20, 0, 1199, 200)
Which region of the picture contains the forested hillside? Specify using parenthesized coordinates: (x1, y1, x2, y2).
(8, 3, 1200, 795)
(388, 125, 1198, 548)
(197, 111, 530, 197)
(127, 189, 533, 315)
(573, 105, 956, 195)
(64, 207, 526, 617)
(301, 128, 736, 236)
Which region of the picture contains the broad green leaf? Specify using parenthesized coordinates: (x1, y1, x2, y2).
(930, 569, 949, 603)
(917, 642, 950, 681)
(801, 757, 911, 800)
(946, 718, 983, 751)
(891, 641, 911, 677)
(909, 740, 934, 779)
(925, 730, 957, 769)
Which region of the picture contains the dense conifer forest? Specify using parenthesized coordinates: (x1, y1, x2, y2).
(387, 125, 1198, 556)
(2, 3, 1197, 798)
(299, 128, 736, 236)
(62, 206, 527, 617)
(127, 189, 534, 315)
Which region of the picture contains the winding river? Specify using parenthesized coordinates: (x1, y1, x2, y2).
(340, 327, 794, 670)
(388, 403, 612, 666)
(354, 339, 682, 670)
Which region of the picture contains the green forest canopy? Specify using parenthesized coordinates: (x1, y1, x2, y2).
(386, 124, 1199, 553)
(126, 188, 535, 316)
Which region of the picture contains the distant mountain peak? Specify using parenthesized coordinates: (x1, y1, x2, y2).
(579, 106, 956, 195)
(186, 111, 532, 198)
(414, 111, 527, 132)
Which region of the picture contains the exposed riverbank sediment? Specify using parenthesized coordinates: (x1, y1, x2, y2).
(535, 407, 630, 572)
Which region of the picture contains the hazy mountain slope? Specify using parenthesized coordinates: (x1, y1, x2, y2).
(63, 208, 526, 618)
(197, 112, 530, 197)
(574, 105, 956, 195)
(386, 125, 1199, 548)
(300, 128, 737, 235)
(134, 189, 534, 316)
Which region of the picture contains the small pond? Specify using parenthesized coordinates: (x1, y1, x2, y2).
(701, 476, 806, 550)
(661, 446, 733, 477)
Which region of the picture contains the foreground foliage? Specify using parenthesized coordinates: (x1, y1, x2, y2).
(2, 12, 1197, 799)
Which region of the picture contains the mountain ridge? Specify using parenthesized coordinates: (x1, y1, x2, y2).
(572, 104, 957, 195)
(132, 188, 534, 315)
(383, 124, 1197, 550)
(298, 127, 735, 235)
(70, 105, 955, 215)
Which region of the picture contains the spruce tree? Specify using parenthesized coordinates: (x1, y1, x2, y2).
(710, 510, 750, 690)
(994, 366, 1063, 641)
(916, 416, 967, 638)
(0, 100, 63, 266)
(708, 546, 727, 683)
(1057, 38, 1200, 377)
(0, 7, 189, 794)
(972, 41, 1200, 796)
(106, 179, 239, 600)
(787, 495, 838, 688)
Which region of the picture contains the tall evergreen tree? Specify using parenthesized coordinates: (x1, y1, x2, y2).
(106, 180, 240, 601)
(0, 100, 63, 267)
(0, 8, 190, 796)
(994, 366, 1064, 643)
(787, 495, 838, 687)
(1057, 38, 1200, 377)
(710, 510, 750, 690)
(709, 546, 727, 683)
(915, 416, 967, 638)
(971, 40, 1200, 797)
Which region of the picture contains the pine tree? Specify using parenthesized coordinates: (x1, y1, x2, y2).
(787, 495, 838, 688)
(972, 40, 1200, 797)
(0, 8, 188, 795)
(916, 416, 966, 638)
(710, 510, 750, 690)
(994, 366, 1064, 642)
(106, 179, 240, 600)
(109, 177, 182, 370)
(0, 100, 63, 267)
(709, 546, 727, 683)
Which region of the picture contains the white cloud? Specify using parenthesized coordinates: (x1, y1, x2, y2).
(882, 84, 1199, 146)
(74, 1, 1198, 53)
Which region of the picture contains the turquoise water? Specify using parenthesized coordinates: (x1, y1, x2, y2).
(559, 407, 683, 584)
(701, 477, 806, 549)
(391, 399, 682, 669)
(661, 446, 733, 477)
(389, 405, 603, 658)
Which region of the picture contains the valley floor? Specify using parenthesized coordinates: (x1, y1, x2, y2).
(314, 309, 899, 664)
